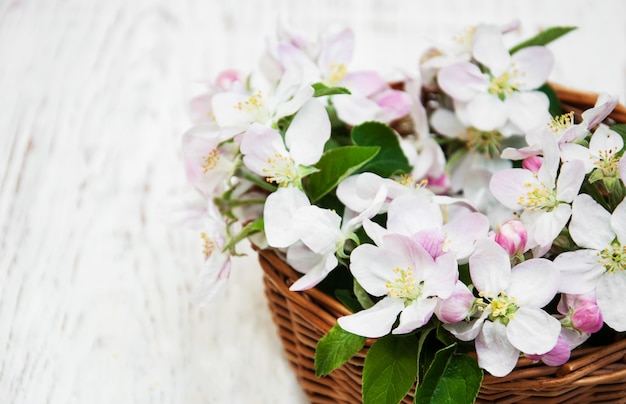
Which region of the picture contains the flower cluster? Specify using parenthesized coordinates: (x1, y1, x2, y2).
(181, 21, 625, 383)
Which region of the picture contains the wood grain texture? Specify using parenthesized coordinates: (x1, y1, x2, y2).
(0, 1, 624, 403)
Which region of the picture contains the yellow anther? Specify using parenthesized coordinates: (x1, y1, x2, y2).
(202, 149, 220, 173)
(547, 112, 574, 134)
(201, 232, 216, 259)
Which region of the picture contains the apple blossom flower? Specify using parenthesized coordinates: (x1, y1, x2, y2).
(490, 135, 586, 252)
(211, 68, 314, 133)
(554, 193, 626, 332)
(435, 281, 476, 323)
(337, 233, 458, 338)
(189, 70, 245, 124)
(263, 186, 311, 248)
(437, 25, 553, 134)
(189, 200, 233, 305)
(239, 98, 331, 188)
(181, 124, 239, 197)
(524, 334, 571, 367)
(501, 93, 618, 161)
(560, 125, 623, 177)
(444, 238, 561, 376)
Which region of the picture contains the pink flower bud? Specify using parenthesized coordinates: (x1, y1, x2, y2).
(495, 220, 527, 256)
(435, 281, 475, 323)
(522, 156, 543, 173)
(526, 335, 571, 366)
(571, 300, 603, 333)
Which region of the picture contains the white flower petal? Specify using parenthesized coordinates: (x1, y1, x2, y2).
(505, 92, 551, 133)
(430, 108, 465, 138)
(240, 123, 289, 177)
(589, 126, 624, 158)
(555, 160, 585, 203)
(560, 143, 595, 173)
(507, 258, 559, 308)
(570, 194, 613, 250)
(467, 94, 507, 131)
(469, 238, 511, 297)
(611, 197, 626, 245)
(349, 244, 394, 296)
(476, 321, 519, 377)
(524, 204, 571, 248)
(597, 271, 626, 332)
(263, 187, 310, 248)
(332, 94, 382, 126)
(472, 25, 510, 76)
(511, 47, 554, 90)
(554, 250, 605, 294)
(392, 298, 438, 334)
(442, 212, 490, 260)
(443, 312, 488, 342)
(294, 205, 343, 254)
(285, 98, 331, 166)
(337, 297, 405, 338)
(387, 195, 443, 235)
(507, 307, 561, 355)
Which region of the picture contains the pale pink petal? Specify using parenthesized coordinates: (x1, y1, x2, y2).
(596, 271, 626, 332)
(489, 168, 536, 209)
(273, 79, 315, 120)
(554, 250, 605, 294)
(422, 251, 458, 299)
(435, 281, 475, 323)
(443, 311, 488, 341)
(285, 98, 331, 165)
(240, 123, 289, 176)
(343, 71, 387, 97)
(392, 298, 438, 334)
(412, 230, 446, 258)
(582, 93, 618, 130)
(570, 194, 613, 250)
(190, 255, 231, 306)
(443, 212, 490, 260)
(337, 297, 405, 338)
(437, 62, 489, 102)
(507, 307, 560, 355)
(469, 238, 511, 297)
(362, 219, 388, 247)
(376, 89, 412, 121)
(507, 258, 559, 308)
(476, 321, 519, 377)
(318, 27, 355, 75)
(288, 254, 338, 291)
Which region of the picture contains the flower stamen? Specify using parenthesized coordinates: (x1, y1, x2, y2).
(263, 153, 298, 186)
(202, 149, 220, 173)
(201, 232, 216, 259)
(385, 266, 423, 304)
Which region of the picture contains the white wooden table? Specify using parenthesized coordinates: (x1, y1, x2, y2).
(1, 1, 624, 403)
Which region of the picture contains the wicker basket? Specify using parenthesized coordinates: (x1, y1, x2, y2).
(256, 86, 626, 404)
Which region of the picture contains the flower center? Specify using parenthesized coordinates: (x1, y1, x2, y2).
(477, 291, 519, 325)
(464, 127, 503, 156)
(263, 152, 298, 186)
(547, 111, 574, 135)
(593, 146, 621, 177)
(201, 232, 216, 259)
(235, 91, 265, 112)
(385, 266, 423, 304)
(327, 63, 348, 86)
(452, 26, 477, 48)
(202, 148, 220, 173)
(488, 68, 520, 100)
(518, 178, 558, 211)
(598, 241, 626, 273)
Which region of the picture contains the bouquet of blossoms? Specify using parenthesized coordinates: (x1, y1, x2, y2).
(181, 21, 626, 404)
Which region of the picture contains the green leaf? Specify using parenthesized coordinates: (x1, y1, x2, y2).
(351, 122, 412, 177)
(414, 345, 483, 404)
(312, 82, 352, 97)
(334, 289, 363, 313)
(315, 323, 366, 377)
(509, 26, 577, 54)
(306, 145, 379, 202)
(363, 335, 419, 404)
(354, 279, 375, 309)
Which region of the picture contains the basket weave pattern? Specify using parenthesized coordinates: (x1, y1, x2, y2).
(257, 86, 626, 404)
